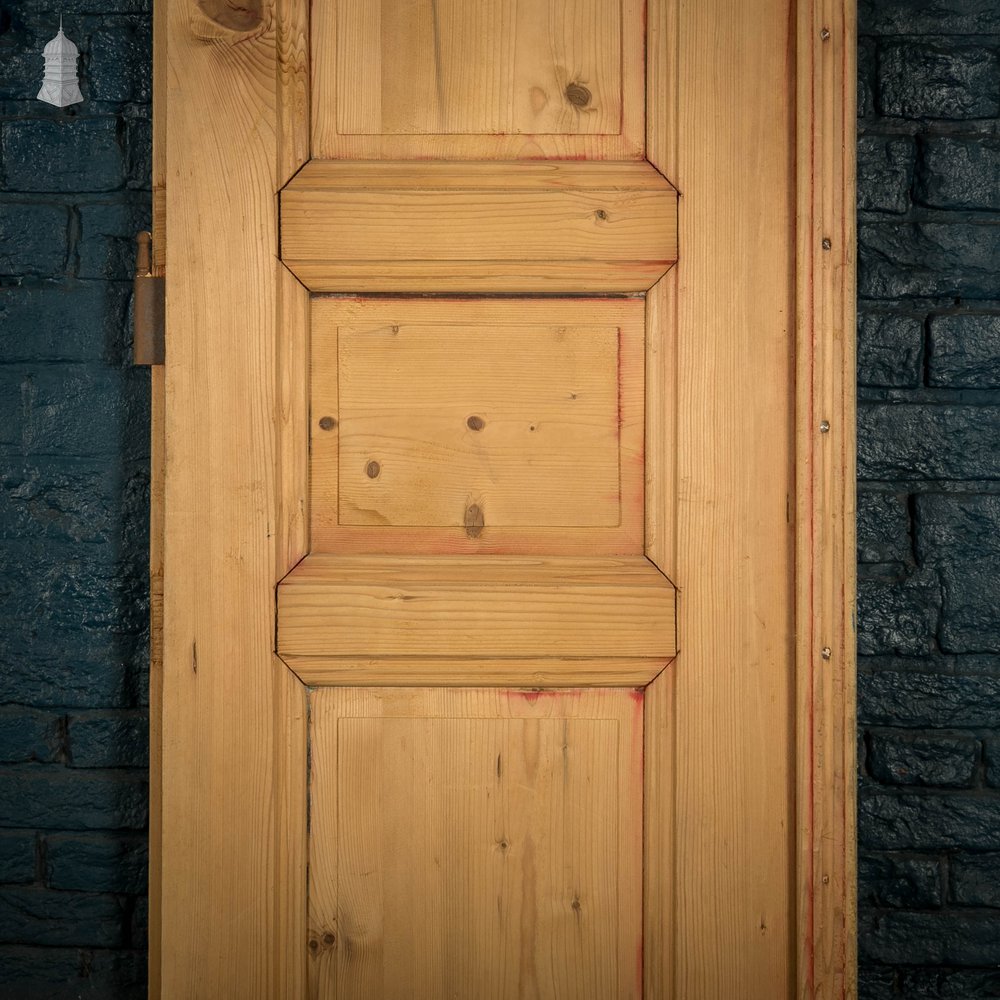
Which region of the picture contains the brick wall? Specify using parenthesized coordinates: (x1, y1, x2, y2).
(856, 0, 1000, 996)
(0, 1, 151, 997)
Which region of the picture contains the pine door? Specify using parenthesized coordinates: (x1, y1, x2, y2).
(152, 0, 856, 997)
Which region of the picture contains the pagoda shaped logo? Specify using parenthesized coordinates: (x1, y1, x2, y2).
(38, 18, 83, 108)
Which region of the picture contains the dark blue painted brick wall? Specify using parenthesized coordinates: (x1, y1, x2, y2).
(1, 0, 999, 996)
(0, 1, 150, 997)
(857, 0, 1000, 996)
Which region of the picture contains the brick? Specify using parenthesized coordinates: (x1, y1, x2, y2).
(858, 853, 942, 907)
(858, 38, 876, 121)
(76, 199, 151, 280)
(0, 540, 146, 653)
(860, 910, 1000, 966)
(928, 314, 1000, 389)
(859, 222, 1000, 300)
(0, 282, 131, 364)
(0, 17, 44, 103)
(868, 729, 978, 787)
(857, 312, 923, 388)
(0, 202, 68, 277)
(0, 945, 145, 1000)
(859, 787, 1000, 850)
(860, 670, 1000, 729)
(0, 830, 37, 884)
(126, 115, 152, 190)
(858, 965, 895, 1000)
(131, 894, 147, 949)
(44, 833, 146, 894)
(0, 364, 149, 459)
(0, 769, 147, 831)
(897, 967, 1000, 999)
(0, 647, 140, 711)
(860, 0, 1000, 34)
(917, 494, 1000, 652)
(857, 569, 939, 656)
(0, 458, 145, 545)
(917, 136, 1000, 211)
(858, 404, 1000, 481)
(951, 853, 1000, 906)
(0, 709, 63, 765)
(68, 712, 148, 769)
(87, 24, 152, 103)
(1, 119, 124, 193)
(858, 491, 912, 564)
(858, 135, 914, 213)
(0, 887, 125, 948)
(984, 740, 1000, 788)
(878, 41, 1000, 120)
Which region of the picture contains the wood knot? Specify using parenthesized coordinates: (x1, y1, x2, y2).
(195, 0, 264, 32)
(464, 503, 484, 538)
(565, 82, 592, 107)
(318, 416, 336, 431)
(366, 460, 381, 479)
(466, 415, 485, 431)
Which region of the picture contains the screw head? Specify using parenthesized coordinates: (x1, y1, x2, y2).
(821, 646, 832, 660)
(819, 420, 831, 433)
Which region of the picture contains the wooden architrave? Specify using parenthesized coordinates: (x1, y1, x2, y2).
(795, 0, 858, 995)
(154, 0, 856, 995)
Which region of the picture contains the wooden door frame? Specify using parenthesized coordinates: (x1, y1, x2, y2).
(149, 0, 856, 995)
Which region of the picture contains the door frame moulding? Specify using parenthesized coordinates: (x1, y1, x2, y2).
(152, 0, 856, 997)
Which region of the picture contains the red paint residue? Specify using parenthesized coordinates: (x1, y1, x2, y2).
(504, 689, 585, 703)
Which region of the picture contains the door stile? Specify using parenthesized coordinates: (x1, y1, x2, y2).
(160, 0, 310, 995)
(795, 0, 858, 996)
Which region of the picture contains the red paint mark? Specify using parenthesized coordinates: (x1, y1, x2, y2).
(504, 689, 584, 703)
(629, 688, 644, 705)
(616, 327, 624, 435)
(523, 153, 590, 161)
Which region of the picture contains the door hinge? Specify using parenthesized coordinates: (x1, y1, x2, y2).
(133, 231, 164, 366)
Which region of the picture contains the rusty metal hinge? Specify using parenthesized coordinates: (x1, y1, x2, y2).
(133, 231, 164, 366)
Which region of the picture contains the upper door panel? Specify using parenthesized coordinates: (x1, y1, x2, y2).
(312, 0, 646, 159)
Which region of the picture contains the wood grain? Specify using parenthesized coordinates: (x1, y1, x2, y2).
(308, 688, 643, 1000)
(311, 296, 645, 555)
(795, 0, 858, 996)
(287, 655, 670, 688)
(643, 665, 676, 999)
(280, 160, 676, 293)
(336, 322, 621, 528)
(312, 0, 644, 159)
(647, 0, 801, 995)
(159, 0, 308, 994)
(278, 555, 676, 659)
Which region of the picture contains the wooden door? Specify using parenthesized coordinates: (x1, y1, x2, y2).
(151, 0, 857, 997)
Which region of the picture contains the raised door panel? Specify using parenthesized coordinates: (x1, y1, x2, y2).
(308, 688, 643, 1000)
(310, 297, 646, 555)
(313, 0, 645, 159)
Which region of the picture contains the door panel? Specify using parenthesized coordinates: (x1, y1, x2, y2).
(308, 688, 642, 999)
(309, 297, 647, 553)
(313, 0, 646, 158)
